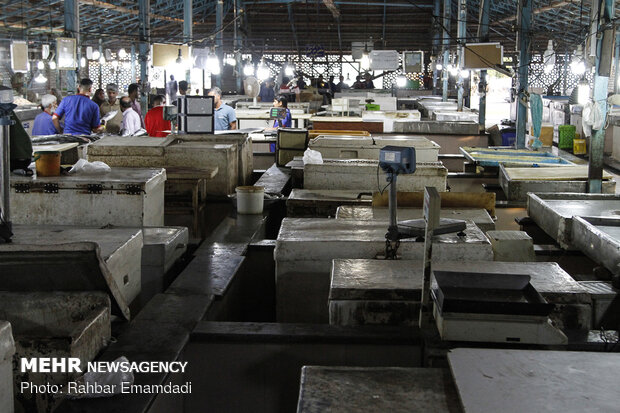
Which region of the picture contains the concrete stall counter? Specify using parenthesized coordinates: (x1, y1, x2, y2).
(335, 205, 495, 232)
(275, 218, 492, 323)
(308, 135, 439, 162)
(10, 167, 166, 227)
(0, 226, 144, 318)
(304, 160, 447, 192)
(297, 366, 460, 413)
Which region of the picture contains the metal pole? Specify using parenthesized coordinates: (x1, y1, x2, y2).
(442, 0, 451, 102)
(98, 40, 103, 88)
(184, 0, 193, 85)
(588, 0, 615, 193)
(457, 0, 467, 111)
(477, 0, 490, 131)
(516, 0, 532, 149)
(562, 46, 568, 95)
(419, 186, 440, 329)
(139, 0, 150, 115)
(614, 32, 620, 94)
(0, 123, 10, 233)
(234, 0, 241, 92)
(215, 0, 224, 88)
(64, 0, 79, 93)
(382, 0, 387, 48)
(432, 0, 441, 94)
(131, 44, 136, 87)
(388, 173, 398, 231)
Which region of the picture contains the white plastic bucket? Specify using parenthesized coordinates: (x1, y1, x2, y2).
(236, 186, 265, 214)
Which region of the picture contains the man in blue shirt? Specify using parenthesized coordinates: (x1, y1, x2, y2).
(208, 87, 237, 131)
(32, 94, 58, 136)
(52, 78, 103, 135)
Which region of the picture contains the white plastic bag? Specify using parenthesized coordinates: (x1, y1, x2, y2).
(582, 100, 604, 137)
(302, 148, 323, 165)
(69, 159, 112, 175)
(65, 356, 134, 399)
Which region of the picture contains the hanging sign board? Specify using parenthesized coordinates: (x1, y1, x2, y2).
(152, 43, 190, 68)
(463, 42, 503, 70)
(10, 41, 28, 73)
(369, 50, 400, 71)
(56, 38, 77, 70)
(403, 51, 424, 73)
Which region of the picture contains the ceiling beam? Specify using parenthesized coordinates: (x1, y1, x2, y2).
(0, 21, 64, 33)
(79, 0, 187, 24)
(492, 0, 578, 25)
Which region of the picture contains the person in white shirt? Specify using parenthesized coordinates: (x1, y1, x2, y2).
(120, 96, 142, 136)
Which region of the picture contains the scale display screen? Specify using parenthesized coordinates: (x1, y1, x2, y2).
(270, 107, 286, 120)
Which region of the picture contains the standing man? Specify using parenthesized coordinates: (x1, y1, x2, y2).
(172, 80, 189, 107)
(258, 78, 275, 102)
(208, 87, 237, 131)
(296, 75, 306, 90)
(32, 94, 57, 136)
(336, 75, 348, 91)
(120, 96, 142, 136)
(127, 83, 145, 127)
(178, 80, 189, 97)
(100, 83, 122, 134)
(166, 75, 178, 103)
(52, 78, 103, 135)
(144, 95, 171, 137)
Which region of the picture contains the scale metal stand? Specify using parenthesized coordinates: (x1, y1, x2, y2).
(377, 146, 467, 260)
(0, 87, 16, 243)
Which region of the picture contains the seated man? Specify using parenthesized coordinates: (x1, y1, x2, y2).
(144, 95, 171, 137)
(32, 94, 57, 136)
(120, 96, 142, 136)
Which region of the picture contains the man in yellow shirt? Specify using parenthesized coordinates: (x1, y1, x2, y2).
(100, 83, 122, 134)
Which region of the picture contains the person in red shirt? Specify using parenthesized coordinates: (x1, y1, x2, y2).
(144, 95, 171, 137)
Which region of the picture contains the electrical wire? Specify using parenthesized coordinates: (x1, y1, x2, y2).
(376, 163, 391, 195)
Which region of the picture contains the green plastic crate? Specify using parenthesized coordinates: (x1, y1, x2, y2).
(558, 124, 576, 150)
(365, 103, 381, 111)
